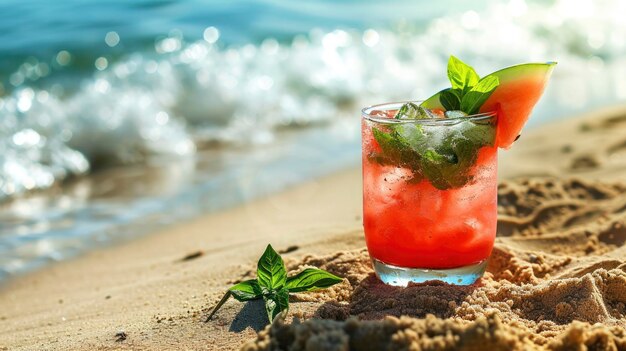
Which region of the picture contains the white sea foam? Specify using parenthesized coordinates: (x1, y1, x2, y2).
(1, 0, 626, 202)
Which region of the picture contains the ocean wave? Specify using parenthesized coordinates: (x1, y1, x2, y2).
(1, 0, 626, 201)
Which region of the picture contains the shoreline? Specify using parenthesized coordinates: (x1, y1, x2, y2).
(1, 105, 626, 350)
(0, 167, 364, 350)
(0, 124, 361, 284)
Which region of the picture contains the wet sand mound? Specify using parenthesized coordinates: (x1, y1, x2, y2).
(243, 178, 626, 351)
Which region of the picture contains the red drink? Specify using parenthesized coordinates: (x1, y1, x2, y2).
(361, 102, 498, 286)
(361, 57, 555, 285)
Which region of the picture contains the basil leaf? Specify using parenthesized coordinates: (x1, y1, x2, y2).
(205, 279, 265, 321)
(286, 268, 343, 293)
(439, 89, 461, 111)
(263, 287, 289, 323)
(229, 279, 263, 302)
(447, 55, 480, 94)
(257, 244, 287, 291)
(460, 76, 499, 115)
(206, 243, 346, 325)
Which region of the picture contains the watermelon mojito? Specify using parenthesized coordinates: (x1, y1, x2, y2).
(361, 56, 555, 286)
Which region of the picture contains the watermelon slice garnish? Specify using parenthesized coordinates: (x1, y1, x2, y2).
(479, 63, 556, 148)
(421, 59, 556, 149)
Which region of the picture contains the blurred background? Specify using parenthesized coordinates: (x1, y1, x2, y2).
(1, 0, 625, 282)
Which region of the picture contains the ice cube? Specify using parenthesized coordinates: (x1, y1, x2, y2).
(444, 110, 468, 118)
(369, 109, 389, 118)
(394, 103, 435, 119)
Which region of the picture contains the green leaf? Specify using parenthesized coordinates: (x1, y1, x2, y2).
(461, 120, 497, 147)
(447, 55, 480, 94)
(418, 121, 495, 190)
(205, 279, 265, 322)
(207, 243, 345, 326)
(257, 244, 287, 291)
(420, 147, 472, 190)
(367, 119, 495, 190)
(229, 279, 263, 302)
(394, 124, 429, 154)
(370, 127, 424, 183)
(460, 75, 499, 115)
(286, 268, 343, 293)
(371, 127, 409, 165)
(263, 287, 289, 323)
(439, 89, 461, 111)
(425, 57, 500, 115)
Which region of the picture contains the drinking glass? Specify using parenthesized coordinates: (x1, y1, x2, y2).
(361, 102, 498, 286)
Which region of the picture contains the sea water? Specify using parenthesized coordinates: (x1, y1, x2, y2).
(1, 0, 626, 282)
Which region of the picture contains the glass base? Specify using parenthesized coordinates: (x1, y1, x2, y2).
(372, 258, 487, 286)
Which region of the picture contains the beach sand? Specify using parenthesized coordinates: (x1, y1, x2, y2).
(1, 105, 626, 350)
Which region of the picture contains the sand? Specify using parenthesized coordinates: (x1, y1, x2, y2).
(1, 105, 626, 350)
(243, 177, 626, 349)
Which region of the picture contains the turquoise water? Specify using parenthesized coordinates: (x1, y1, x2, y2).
(0, 0, 489, 78)
(1, 0, 626, 282)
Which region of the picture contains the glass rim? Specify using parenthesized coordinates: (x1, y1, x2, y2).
(361, 101, 497, 125)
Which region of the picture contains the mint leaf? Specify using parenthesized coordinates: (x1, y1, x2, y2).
(424, 56, 499, 115)
(461, 121, 497, 147)
(229, 280, 262, 302)
(439, 89, 461, 111)
(286, 268, 343, 293)
(263, 287, 289, 323)
(419, 122, 495, 190)
(460, 76, 499, 115)
(420, 149, 457, 190)
(394, 124, 429, 153)
(257, 244, 287, 291)
(367, 120, 495, 190)
(370, 127, 424, 183)
(420, 143, 475, 190)
(371, 127, 409, 165)
(447, 55, 480, 95)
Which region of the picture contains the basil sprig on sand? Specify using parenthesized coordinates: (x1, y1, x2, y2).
(206, 244, 342, 324)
